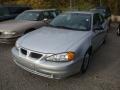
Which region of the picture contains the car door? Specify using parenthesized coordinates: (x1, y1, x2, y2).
(98, 14, 107, 42)
(92, 13, 106, 50)
(43, 11, 52, 23)
(33, 12, 50, 29)
(33, 11, 58, 29)
(37, 11, 57, 27)
(44, 11, 57, 23)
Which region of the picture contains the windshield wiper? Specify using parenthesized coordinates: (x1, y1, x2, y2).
(48, 24, 89, 31)
(48, 25, 74, 30)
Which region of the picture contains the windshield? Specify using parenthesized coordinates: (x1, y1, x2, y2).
(15, 11, 42, 21)
(50, 13, 91, 31)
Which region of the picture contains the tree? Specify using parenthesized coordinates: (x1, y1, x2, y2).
(0, 0, 119, 14)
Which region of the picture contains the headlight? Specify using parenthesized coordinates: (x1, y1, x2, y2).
(45, 51, 75, 62)
(15, 43, 19, 49)
(2, 31, 16, 35)
(15, 41, 21, 51)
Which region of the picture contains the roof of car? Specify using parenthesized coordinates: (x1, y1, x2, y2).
(91, 6, 110, 11)
(26, 9, 59, 12)
(64, 11, 97, 15)
(0, 5, 31, 7)
(95, 6, 108, 9)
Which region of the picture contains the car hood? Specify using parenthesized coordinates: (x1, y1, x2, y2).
(18, 27, 90, 53)
(0, 20, 37, 32)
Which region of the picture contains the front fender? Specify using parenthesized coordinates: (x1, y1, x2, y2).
(68, 33, 92, 60)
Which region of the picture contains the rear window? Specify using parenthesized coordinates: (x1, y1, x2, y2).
(43, 10, 61, 19)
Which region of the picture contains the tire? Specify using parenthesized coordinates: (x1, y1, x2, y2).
(103, 35, 107, 44)
(81, 50, 91, 73)
(103, 38, 106, 44)
(117, 26, 120, 36)
(108, 20, 111, 29)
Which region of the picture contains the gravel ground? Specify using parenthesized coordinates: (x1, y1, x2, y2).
(0, 24, 120, 90)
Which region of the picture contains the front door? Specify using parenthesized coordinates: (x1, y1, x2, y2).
(92, 13, 107, 50)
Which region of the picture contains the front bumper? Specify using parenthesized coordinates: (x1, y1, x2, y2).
(0, 33, 21, 43)
(12, 47, 81, 79)
(0, 37, 18, 44)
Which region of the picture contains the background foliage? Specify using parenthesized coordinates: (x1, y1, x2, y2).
(0, 0, 120, 15)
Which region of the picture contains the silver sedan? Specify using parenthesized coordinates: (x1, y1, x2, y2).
(0, 9, 60, 43)
(12, 11, 107, 79)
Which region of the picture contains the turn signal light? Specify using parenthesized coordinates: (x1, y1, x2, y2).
(67, 51, 75, 61)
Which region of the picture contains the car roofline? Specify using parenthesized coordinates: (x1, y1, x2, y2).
(25, 9, 59, 12)
(63, 11, 95, 15)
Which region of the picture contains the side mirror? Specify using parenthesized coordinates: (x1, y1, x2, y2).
(43, 18, 48, 21)
(42, 18, 48, 24)
(93, 25, 104, 31)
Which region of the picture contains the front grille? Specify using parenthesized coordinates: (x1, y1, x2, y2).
(20, 48, 43, 59)
(30, 52, 42, 59)
(21, 48, 27, 55)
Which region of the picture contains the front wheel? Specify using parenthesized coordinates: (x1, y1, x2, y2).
(117, 26, 120, 36)
(81, 50, 91, 73)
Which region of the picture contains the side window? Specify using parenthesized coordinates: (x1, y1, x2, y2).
(11, 8, 24, 14)
(38, 12, 44, 21)
(93, 14, 101, 26)
(106, 8, 111, 17)
(9, 7, 31, 14)
(8, 7, 19, 14)
(43, 11, 50, 19)
(15, 8, 25, 14)
(56, 10, 61, 16)
(49, 11, 57, 18)
(43, 11, 57, 19)
(99, 14, 104, 24)
(0, 7, 9, 16)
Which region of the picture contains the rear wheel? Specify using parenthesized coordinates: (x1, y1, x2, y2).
(81, 50, 91, 73)
(103, 35, 107, 44)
